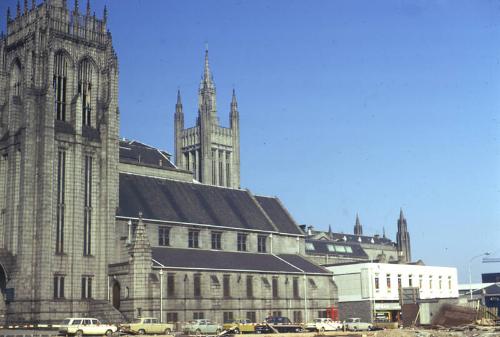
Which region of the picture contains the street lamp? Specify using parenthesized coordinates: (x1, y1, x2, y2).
(468, 252, 490, 300)
(159, 269, 164, 322)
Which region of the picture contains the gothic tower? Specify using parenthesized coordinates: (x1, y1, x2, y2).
(354, 213, 363, 236)
(396, 209, 411, 262)
(174, 49, 240, 188)
(0, 0, 119, 321)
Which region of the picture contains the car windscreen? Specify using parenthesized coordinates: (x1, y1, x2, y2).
(61, 319, 71, 325)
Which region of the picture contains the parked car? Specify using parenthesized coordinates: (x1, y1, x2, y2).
(59, 318, 118, 337)
(222, 318, 255, 334)
(344, 317, 373, 331)
(305, 318, 343, 332)
(120, 317, 174, 334)
(255, 317, 303, 333)
(183, 319, 222, 335)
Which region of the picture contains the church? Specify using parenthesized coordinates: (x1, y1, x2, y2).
(0, 0, 411, 324)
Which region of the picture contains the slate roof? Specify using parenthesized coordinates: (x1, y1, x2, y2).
(151, 247, 331, 275)
(119, 173, 305, 234)
(305, 239, 369, 259)
(255, 196, 303, 235)
(309, 230, 395, 246)
(119, 139, 175, 169)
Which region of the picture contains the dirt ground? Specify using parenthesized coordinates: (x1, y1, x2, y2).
(368, 327, 500, 337)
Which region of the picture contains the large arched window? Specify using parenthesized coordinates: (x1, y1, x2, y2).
(78, 59, 93, 127)
(53, 53, 68, 121)
(10, 60, 22, 97)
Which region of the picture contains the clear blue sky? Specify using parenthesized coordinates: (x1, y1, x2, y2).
(1, 0, 499, 283)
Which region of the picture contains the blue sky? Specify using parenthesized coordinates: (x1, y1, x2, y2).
(1, 0, 499, 282)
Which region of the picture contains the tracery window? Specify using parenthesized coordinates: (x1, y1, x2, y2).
(79, 59, 93, 126)
(53, 53, 68, 120)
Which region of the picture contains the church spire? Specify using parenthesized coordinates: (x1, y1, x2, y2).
(354, 213, 363, 236)
(175, 89, 183, 113)
(396, 208, 411, 263)
(203, 47, 213, 87)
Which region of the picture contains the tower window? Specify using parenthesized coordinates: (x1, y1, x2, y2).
(226, 152, 231, 187)
(83, 155, 92, 256)
(11, 61, 22, 97)
(79, 59, 93, 127)
(218, 150, 224, 186)
(56, 149, 66, 254)
(53, 53, 67, 121)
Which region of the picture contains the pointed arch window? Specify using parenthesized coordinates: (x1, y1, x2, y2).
(10, 61, 22, 97)
(53, 53, 68, 121)
(78, 59, 93, 127)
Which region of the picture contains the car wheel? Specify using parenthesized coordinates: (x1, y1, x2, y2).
(138, 329, 146, 335)
(353, 327, 358, 332)
(164, 328, 171, 335)
(234, 328, 240, 334)
(76, 330, 83, 337)
(320, 327, 325, 333)
(216, 328, 222, 335)
(195, 329, 202, 336)
(105, 330, 113, 337)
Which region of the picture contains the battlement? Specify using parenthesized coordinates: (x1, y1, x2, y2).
(4, 1, 108, 49)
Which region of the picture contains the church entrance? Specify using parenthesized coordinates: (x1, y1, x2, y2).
(112, 281, 121, 310)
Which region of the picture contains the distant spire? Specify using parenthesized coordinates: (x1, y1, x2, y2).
(383, 226, 386, 238)
(175, 89, 183, 115)
(24, 0, 28, 14)
(231, 88, 238, 106)
(328, 224, 333, 238)
(176, 89, 182, 105)
(7, 7, 11, 22)
(86, 0, 90, 16)
(16, 0, 21, 17)
(74, 0, 78, 13)
(203, 47, 211, 84)
(399, 208, 405, 221)
(103, 5, 107, 22)
(354, 213, 363, 236)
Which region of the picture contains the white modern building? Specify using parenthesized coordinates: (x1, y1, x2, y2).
(326, 262, 459, 322)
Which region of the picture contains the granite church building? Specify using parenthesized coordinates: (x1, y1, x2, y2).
(0, 0, 410, 324)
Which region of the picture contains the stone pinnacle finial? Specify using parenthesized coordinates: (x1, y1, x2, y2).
(32, 0, 36, 10)
(204, 47, 211, 82)
(399, 208, 405, 220)
(16, 0, 21, 17)
(86, 0, 90, 15)
(74, 0, 79, 13)
(24, 0, 28, 14)
(103, 5, 107, 22)
(7, 7, 11, 22)
(176, 89, 182, 105)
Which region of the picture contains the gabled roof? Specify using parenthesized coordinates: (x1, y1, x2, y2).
(255, 196, 303, 235)
(118, 173, 303, 234)
(309, 230, 395, 246)
(151, 247, 331, 275)
(305, 239, 369, 259)
(119, 139, 175, 169)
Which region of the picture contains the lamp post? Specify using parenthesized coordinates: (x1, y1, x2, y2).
(468, 252, 489, 300)
(159, 269, 164, 322)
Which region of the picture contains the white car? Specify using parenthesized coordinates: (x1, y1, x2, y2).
(344, 317, 373, 331)
(59, 317, 118, 336)
(305, 318, 343, 332)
